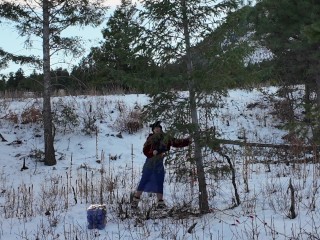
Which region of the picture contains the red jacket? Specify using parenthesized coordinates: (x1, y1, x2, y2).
(143, 133, 190, 158)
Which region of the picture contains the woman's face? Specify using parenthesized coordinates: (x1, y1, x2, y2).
(153, 126, 162, 133)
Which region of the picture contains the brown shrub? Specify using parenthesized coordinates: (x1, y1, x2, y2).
(271, 99, 294, 122)
(113, 108, 143, 134)
(21, 107, 42, 124)
(4, 111, 19, 124)
(127, 121, 143, 134)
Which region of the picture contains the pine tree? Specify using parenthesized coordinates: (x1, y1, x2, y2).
(100, 0, 141, 73)
(139, 0, 244, 213)
(0, 48, 39, 70)
(0, 0, 107, 165)
(250, 0, 320, 142)
(81, 0, 154, 91)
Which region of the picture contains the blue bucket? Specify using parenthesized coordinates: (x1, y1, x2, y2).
(87, 204, 107, 230)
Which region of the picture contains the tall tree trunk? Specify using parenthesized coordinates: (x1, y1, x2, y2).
(313, 76, 320, 143)
(42, 0, 56, 166)
(181, 0, 209, 213)
(313, 44, 320, 144)
(189, 88, 210, 213)
(304, 81, 311, 114)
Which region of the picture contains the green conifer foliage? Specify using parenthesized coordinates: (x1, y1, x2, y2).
(139, 0, 247, 213)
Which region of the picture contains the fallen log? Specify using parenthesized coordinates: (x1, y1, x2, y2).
(217, 138, 318, 151)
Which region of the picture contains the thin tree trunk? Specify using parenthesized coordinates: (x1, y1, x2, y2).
(219, 151, 240, 206)
(181, 0, 209, 213)
(190, 89, 210, 213)
(316, 67, 320, 108)
(314, 71, 320, 143)
(304, 81, 311, 114)
(42, 0, 56, 166)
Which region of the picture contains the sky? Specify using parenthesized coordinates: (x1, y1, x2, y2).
(0, 0, 257, 77)
(0, 86, 319, 239)
(0, 0, 130, 76)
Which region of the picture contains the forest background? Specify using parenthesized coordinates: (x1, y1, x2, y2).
(0, 0, 318, 97)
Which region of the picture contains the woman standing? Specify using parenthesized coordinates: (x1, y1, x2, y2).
(131, 121, 191, 209)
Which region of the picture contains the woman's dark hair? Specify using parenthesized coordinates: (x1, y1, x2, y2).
(150, 121, 162, 131)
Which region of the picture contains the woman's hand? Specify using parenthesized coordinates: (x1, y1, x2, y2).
(153, 150, 166, 157)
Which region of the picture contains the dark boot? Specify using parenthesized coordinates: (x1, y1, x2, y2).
(156, 199, 167, 209)
(131, 196, 140, 209)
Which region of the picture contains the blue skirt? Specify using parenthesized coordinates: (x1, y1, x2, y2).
(137, 157, 165, 194)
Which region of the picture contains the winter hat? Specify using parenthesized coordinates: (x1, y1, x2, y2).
(150, 121, 162, 131)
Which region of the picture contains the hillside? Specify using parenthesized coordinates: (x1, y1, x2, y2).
(0, 87, 318, 240)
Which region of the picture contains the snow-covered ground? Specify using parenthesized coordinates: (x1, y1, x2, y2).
(0, 87, 318, 240)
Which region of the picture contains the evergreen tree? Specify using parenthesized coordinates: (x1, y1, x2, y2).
(139, 0, 245, 213)
(250, 0, 316, 84)
(51, 67, 71, 91)
(5, 72, 17, 90)
(0, 48, 40, 70)
(304, 21, 320, 44)
(5, 68, 26, 90)
(0, 75, 6, 91)
(250, 0, 320, 142)
(78, 0, 154, 92)
(100, 0, 141, 73)
(21, 70, 43, 92)
(0, 0, 107, 165)
(0, 4, 41, 69)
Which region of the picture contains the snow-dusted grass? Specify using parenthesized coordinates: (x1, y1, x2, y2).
(0, 88, 319, 240)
